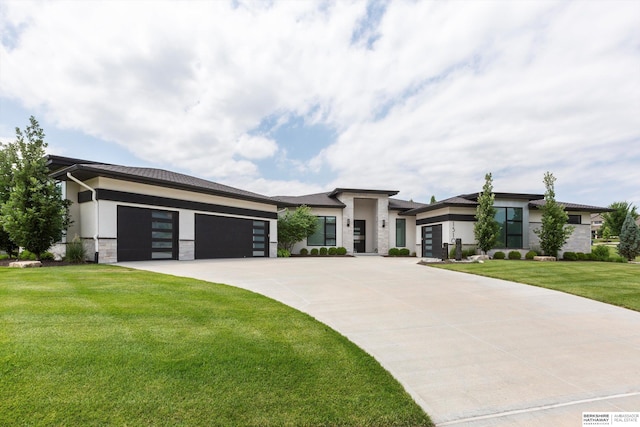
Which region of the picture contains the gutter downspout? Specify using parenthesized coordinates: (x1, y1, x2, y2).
(67, 172, 99, 263)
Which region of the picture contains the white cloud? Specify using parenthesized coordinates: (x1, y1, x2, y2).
(0, 0, 638, 207)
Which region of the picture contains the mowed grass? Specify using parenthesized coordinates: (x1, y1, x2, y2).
(432, 260, 640, 312)
(0, 265, 432, 427)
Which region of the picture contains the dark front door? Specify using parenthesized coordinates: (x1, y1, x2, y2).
(117, 206, 178, 261)
(421, 224, 442, 258)
(354, 220, 366, 253)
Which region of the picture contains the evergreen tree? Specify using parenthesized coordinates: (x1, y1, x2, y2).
(429, 195, 436, 204)
(0, 116, 71, 259)
(618, 213, 640, 261)
(602, 201, 638, 236)
(277, 205, 318, 253)
(474, 173, 500, 254)
(533, 172, 574, 257)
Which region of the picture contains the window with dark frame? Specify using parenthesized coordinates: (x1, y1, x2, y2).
(494, 207, 523, 249)
(396, 218, 406, 247)
(568, 215, 581, 224)
(307, 216, 337, 246)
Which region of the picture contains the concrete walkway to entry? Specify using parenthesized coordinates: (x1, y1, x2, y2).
(119, 257, 640, 426)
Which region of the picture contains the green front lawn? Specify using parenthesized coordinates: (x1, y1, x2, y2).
(0, 265, 432, 426)
(432, 261, 640, 312)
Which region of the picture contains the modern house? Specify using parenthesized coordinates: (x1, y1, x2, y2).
(48, 155, 609, 262)
(276, 191, 605, 258)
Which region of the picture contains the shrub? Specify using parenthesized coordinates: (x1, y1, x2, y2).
(449, 247, 456, 259)
(612, 256, 627, 263)
(299, 248, 308, 256)
(562, 251, 577, 261)
(328, 247, 337, 256)
(19, 250, 37, 261)
(508, 251, 522, 260)
(462, 247, 477, 257)
(525, 250, 537, 260)
(0, 254, 10, 260)
(277, 248, 291, 258)
(40, 251, 55, 261)
(576, 252, 587, 261)
(585, 252, 596, 261)
(65, 237, 87, 263)
(310, 248, 319, 256)
(319, 247, 328, 256)
(336, 247, 347, 256)
(399, 248, 411, 256)
(592, 245, 610, 261)
(388, 248, 400, 256)
(493, 251, 506, 259)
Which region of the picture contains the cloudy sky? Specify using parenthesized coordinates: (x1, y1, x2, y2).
(1, 0, 638, 208)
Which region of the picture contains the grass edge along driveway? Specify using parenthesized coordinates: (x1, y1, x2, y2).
(431, 260, 640, 312)
(0, 264, 432, 427)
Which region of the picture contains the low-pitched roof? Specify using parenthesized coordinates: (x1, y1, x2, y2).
(528, 199, 614, 212)
(388, 198, 428, 211)
(273, 192, 346, 208)
(49, 157, 279, 206)
(404, 192, 611, 215)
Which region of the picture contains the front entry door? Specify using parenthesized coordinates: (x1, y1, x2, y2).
(354, 220, 366, 253)
(421, 224, 442, 258)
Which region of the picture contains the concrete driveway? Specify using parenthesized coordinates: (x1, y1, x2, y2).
(120, 257, 640, 426)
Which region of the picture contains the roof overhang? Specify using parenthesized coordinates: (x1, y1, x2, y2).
(328, 188, 399, 198)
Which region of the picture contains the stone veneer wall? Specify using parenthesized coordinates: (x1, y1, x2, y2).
(528, 223, 591, 256)
(97, 238, 117, 263)
(179, 240, 195, 260)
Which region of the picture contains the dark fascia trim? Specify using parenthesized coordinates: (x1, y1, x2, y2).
(328, 188, 399, 198)
(55, 164, 279, 206)
(46, 154, 106, 172)
(276, 202, 345, 209)
(417, 214, 476, 225)
(405, 202, 476, 215)
(460, 192, 545, 201)
(79, 189, 277, 220)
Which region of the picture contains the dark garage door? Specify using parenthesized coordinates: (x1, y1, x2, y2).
(195, 214, 269, 259)
(117, 206, 179, 261)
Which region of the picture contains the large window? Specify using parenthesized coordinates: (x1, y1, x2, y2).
(307, 216, 337, 246)
(396, 218, 406, 247)
(495, 207, 523, 248)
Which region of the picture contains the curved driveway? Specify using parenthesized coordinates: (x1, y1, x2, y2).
(120, 257, 640, 426)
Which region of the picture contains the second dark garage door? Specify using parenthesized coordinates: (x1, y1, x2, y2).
(195, 214, 269, 259)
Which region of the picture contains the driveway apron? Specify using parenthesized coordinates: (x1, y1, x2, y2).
(119, 257, 640, 426)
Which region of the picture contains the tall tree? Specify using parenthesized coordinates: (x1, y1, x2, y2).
(0, 116, 71, 258)
(474, 173, 500, 254)
(533, 172, 574, 257)
(429, 195, 436, 204)
(0, 143, 19, 256)
(277, 205, 318, 253)
(618, 213, 640, 261)
(602, 201, 638, 237)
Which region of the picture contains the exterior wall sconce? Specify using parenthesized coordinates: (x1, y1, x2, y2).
(382, 219, 386, 228)
(347, 218, 350, 227)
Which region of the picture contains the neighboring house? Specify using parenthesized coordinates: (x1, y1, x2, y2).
(591, 213, 604, 239)
(47, 156, 610, 262)
(48, 155, 281, 263)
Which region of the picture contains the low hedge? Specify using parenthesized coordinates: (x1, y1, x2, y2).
(493, 251, 506, 259)
(508, 251, 522, 260)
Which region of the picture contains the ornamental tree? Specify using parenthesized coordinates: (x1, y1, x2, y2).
(618, 213, 640, 261)
(474, 172, 500, 254)
(602, 201, 638, 237)
(0, 143, 19, 257)
(277, 205, 318, 253)
(533, 172, 574, 258)
(0, 116, 71, 258)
